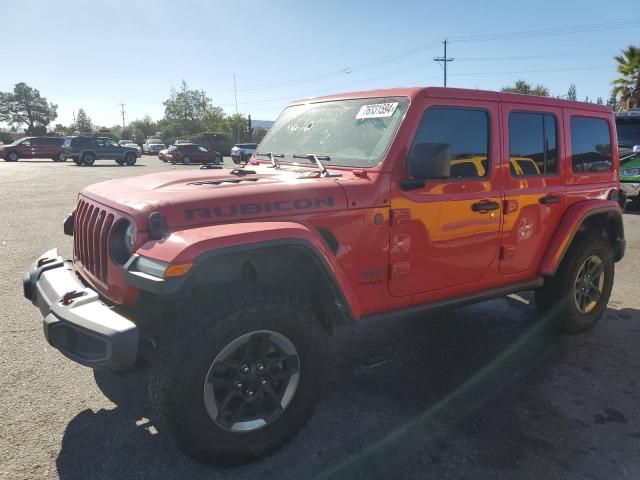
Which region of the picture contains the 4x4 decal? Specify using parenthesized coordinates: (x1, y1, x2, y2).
(185, 196, 335, 220)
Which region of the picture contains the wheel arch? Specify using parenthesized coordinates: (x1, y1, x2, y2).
(125, 222, 361, 332)
(538, 200, 625, 276)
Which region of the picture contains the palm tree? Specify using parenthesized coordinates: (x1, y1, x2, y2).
(612, 45, 640, 111)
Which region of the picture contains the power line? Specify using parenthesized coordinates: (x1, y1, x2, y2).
(433, 39, 454, 87)
(450, 19, 640, 43)
(449, 65, 612, 77)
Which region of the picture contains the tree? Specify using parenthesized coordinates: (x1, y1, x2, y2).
(0, 82, 58, 134)
(612, 45, 640, 111)
(567, 84, 577, 101)
(501, 80, 549, 96)
(607, 91, 618, 110)
(75, 108, 93, 132)
(225, 113, 248, 142)
(202, 106, 227, 132)
(130, 115, 158, 142)
(163, 80, 211, 135)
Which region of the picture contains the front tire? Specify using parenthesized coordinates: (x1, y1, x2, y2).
(535, 234, 614, 333)
(148, 287, 327, 465)
(6, 151, 18, 162)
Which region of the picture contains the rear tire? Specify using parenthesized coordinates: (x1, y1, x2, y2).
(535, 234, 614, 333)
(81, 152, 95, 166)
(148, 287, 327, 465)
(5, 151, 18, 162)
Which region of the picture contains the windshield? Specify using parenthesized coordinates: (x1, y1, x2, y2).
(616, 120, 640, 148)
(9, 137, 27, 146)
(149, 139, 163, 144)
(258, 96, 409, 168)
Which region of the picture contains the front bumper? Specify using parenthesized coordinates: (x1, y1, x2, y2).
(23, 249, 138, 370)
(620, 182, 640, 198)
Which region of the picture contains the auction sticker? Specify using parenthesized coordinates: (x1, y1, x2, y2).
(355, 102, 399, 119)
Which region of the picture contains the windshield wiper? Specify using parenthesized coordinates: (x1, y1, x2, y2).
(256, 151, 284, 169)
(293, 153, 331, 177)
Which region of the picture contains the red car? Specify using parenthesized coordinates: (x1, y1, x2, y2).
(1, 136, 66, 162)
(24, 87, 626, 464)
(165, 143, 223, 165)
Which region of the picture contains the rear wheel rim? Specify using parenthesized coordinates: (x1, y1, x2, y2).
(9, 152, 17, 161)
(573, 255, 605, 314)
(203, 330, 301, 433)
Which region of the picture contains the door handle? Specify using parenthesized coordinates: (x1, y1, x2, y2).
(471, 201, 500, 213)
(539, 195, 562, 205)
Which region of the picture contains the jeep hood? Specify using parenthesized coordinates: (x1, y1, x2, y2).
(81, 165, 349, 231)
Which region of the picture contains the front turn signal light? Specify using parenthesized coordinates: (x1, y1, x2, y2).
(164, 263, 193, 278)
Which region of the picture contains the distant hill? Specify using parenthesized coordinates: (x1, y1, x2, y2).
(251, 120, 273, 129)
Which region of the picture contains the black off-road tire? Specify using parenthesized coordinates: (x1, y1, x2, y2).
(535, 234, 614, 333)
(124, 152, 136, 166)
(148, 286, 328, 465)
(81, 152, 95, 166)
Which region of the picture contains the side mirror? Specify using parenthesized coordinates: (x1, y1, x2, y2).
(407, 142, 451, 179)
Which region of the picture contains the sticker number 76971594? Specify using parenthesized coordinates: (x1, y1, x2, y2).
(355, 102, 399, 119)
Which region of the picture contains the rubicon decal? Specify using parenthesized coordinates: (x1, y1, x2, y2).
(185, 197, 335, 220)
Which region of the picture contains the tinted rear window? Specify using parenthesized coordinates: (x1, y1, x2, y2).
(571, 117, 612, 173)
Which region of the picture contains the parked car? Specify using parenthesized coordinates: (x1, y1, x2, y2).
(615, 111, 640, 209)
(118, 140, 142, 156)
(158, 147, 170, 162)
(143, 138, 166, 155)
(62, 136, 140, 166)
(1, 136, 66, 162)
(230, 142, 258, 164)
(174, 139, 190, 144)
(23, 87, 626, 465)
(165, 143, 222, 165)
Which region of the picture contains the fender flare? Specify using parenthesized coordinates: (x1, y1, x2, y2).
(538, 199, 625, 276)
(125, 221, 362, 320)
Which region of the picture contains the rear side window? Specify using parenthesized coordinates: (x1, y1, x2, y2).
(30, 138, 43, 146)
(509, 112, 558, 176)
(571, 117, 612, 173)
(412, 107, 489, 179)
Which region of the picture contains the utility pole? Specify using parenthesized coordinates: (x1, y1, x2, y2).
(433, 39, 454, 87)
(233, 74, 240, 142)
(119, 103, 126, 138)
(72, 111, 76, 126)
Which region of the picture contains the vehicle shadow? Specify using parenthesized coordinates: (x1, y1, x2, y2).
(68, 164, 147, 168)
(55, 298, 640, 480)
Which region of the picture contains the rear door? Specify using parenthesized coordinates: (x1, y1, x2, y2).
(499, 103, 566, 275)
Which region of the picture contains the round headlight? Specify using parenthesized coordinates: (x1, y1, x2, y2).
(111, 220, 137, 265)
(124, 223, 136, 255)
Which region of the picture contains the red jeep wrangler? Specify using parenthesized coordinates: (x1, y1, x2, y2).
(23, 87, 626, 464)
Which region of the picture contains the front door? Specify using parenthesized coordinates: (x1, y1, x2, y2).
(499, 104, 566, 275)
(389, 101, 502, 297)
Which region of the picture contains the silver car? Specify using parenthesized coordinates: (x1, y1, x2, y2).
(230, 143, 258, 164)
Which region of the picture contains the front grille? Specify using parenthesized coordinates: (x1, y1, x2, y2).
(74, 198, 116, 282)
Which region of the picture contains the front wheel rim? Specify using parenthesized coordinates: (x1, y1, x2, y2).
(574, 255, 605, 314)
(203, 330, 301, 433)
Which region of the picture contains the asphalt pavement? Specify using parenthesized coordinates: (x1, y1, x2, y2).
(1, 156, 639, 480)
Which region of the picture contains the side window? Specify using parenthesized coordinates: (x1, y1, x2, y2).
(571, 117, 612, 173)
(412, 107, 489, 179)
(198, 146, 207, 152)
(30, 138, 43, 146)
(508, 112, 558, 177)
(96, 139, 105, 147)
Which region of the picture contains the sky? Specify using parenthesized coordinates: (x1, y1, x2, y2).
(3, 0, 639, 128)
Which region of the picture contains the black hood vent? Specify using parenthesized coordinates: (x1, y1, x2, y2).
(188, 178, 260, 186)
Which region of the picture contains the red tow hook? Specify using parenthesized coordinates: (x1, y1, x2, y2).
(61, 290, 85, 306)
